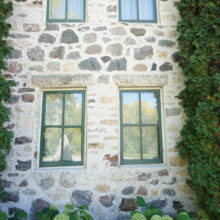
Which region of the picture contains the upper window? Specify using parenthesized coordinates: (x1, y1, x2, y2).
(47, 0, 85, 22)
(40, 91, 85, 167)
(119, 0, 157, 23)
(120, 90, 163, 165)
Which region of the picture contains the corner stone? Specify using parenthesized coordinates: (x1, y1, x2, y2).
(78, 58, 101, 71)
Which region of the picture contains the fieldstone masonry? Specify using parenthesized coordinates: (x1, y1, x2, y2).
(0, 0, 198, 219)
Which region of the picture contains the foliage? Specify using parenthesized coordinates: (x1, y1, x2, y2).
(131, 213, 147, 220)
(0, 0, 15, 200)
(175, 0, 220, 218)
(34, 204, 93, 220)
(0, 209, 28, 220)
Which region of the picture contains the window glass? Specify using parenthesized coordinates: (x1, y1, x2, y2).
(120, 0, 137, 20)
(49, 0, 66, 19)
(138, 0, 155, 20)
(68, 0, 84, 20)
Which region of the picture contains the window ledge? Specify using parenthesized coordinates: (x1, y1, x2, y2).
(113, 74, 168, 87)
(31, 74, 94, 88)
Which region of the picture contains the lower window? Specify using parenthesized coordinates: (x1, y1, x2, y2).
(40, 90, 85, 167)
(120, 90, 163, 165)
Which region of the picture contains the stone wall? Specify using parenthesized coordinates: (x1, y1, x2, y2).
(0, 0, 198, 219)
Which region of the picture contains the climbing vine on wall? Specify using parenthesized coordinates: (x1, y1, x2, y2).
(176, 0, 220, 218)
(0, 0, 14, 199)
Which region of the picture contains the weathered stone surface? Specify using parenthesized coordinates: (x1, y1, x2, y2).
(7, 123, 15, 129)
(18, 88, 35, 93)
(1, 179, 13, 188)
(163, 177, 177, 185)
(7, 49, 22, 59)
(149, 179, 159, 185)
(71, 190, 93, 206)
(8, 95, 19, 104)
(1, 191, 19, 203)
(78, 26, 90, 32)
(38, 33, 56, 44)
(60, 173, 76, 188)
(151, 63, 157, 71)
(32, 74, 94, 87)
(158, 169, 169, 176)
(122, 186, 135, 195)
(22, 188, 36, 196)
(173, 200, 184, 209)
(98, 75, 109, 84)
(146, 199, 168, 209)
(79, 58, 101, 71)
(60, 29, 79, 44)
(166, 108, 181, 117)
(22, 94, 35, 102)
(158, 40, 176, 47)
(93, 26, 107, 31)
(137, 186, 148, 196)
(23, 23, 40, 32)
(45, 24, 59, 31)
(104, 154, 118, 166)
(19, 180, 28, 187)
(169, 156, 187, 167)
(102, 37, 111, 43)
(159, 62, 173, 71)
(145, 36, 156, 42)
(124, 37, 136, 45)
(107, 43, 123, 56)
(9, 33, 30, 38)
(83, 33, 97, 43)
(162, 188, 176, 196)
(95, 184, 110, 193)
(134, 46, 153, 60)
(109, 27, 126, 36)
(15, 160, 31, 171)
(47, 62, 60, 71)
(107, 5, 116, 12)
(172, 52, 182, 63)
(119, 198, 137, 211)
(130, 28, 146, 37)
(99, 195, 115, 207)
(133, 64, 147, 72)
(113, 74, 168, 87)
(27, 46, 44, 61)
(138, 173, 152, 181)
(31, 198, 50, 213)
(29, 65, 43, 72)
(66, 51, 80, 60)
(50, 46, 65, 59)
(85, 45, 102, 54)
(39, 177, 55, 190)
(101, 56, 111, 63)
(107, 58, 127, 71)
(15, 136, 32, 144)
(8, 61, 22, 73)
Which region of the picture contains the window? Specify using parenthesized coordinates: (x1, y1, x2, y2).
(40, 91, 85, 167)
(47, 0, 85, 22)
(119, 0, 157, 23)
(120, 90, 163, 165)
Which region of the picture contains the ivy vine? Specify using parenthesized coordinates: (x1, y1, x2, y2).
(176, 0, 220, 218)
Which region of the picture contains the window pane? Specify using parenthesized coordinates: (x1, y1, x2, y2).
(63, 128, 82, 162)
(68, 0, 84, 20)
(122, 92, 139, 124)
(123, 127, 140, 159)
(43, 128, 62, 162)
(65, 93, 82, 125)
(49, 0, 66, 19)
(141, 92, 158, 124)
(45, 94, 63, 125)
(142, 126, 158, 159)
(121, 0, 137, 20)
(138, 0, 155, 20)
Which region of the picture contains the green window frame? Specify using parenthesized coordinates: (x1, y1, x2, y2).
(119, 0, 157, 23)
(40, 90, 85, 167)
(46, 0, 86, 23)
(120, 90, 163, 165)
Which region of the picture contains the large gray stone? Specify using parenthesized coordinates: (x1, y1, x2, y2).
(38, 33, 56, 44)
(119, 198, 137, 212)
(27, 46, 44, 61)
(122, 186, 135, 195)
(78, 58, 101, 71)
(71, 190, 93, 206)
(99, 195, 115, 207)
(15, 160, 31, 171)
(9, 33, 30, 38)
(31, 198, 50, 213)
(32, 74, 94, 88)
(66, 51, 80, 60)
(107, 43, 123, 56)
(137, 186, 147, 196)
(159, 62, 173, 71)
(39, 177, 55, 190)
(130, 28, 146, 37)
(172, 52, 182, 63)
(166, 108, 181, 117)
(49, 46, 65, 59)
(7, 61, 22, 73)
(146, 199, 168, 209)
(158, 40, 176, 47)
(134, 46, 153, 60)
(45, 24, 59, 31)
(1, 191, 19, 203)
(60, 29, 79, 44)
(124, 37, 136, 45)
(101, 56, 111, 63)
(7, 49, 22, 59)
(15, 136, 32, 144)
(110, 27, 126, 36)
(157, 169, 169, 176)
(162, 188, 176, 196)
(107, 58, 127, 71)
